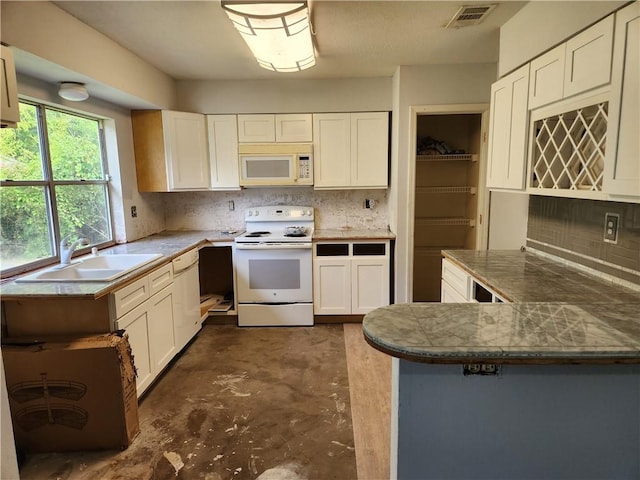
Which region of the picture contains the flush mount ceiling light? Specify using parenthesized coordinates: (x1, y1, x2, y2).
(221, 1, 316, 73)
(58, 82, 89, 102)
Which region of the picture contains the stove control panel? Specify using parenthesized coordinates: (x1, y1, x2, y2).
(244, 206, 314, 222)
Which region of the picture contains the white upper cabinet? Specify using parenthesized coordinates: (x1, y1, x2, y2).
(351, 112, 389, 188)
(206, 114, 240, 190)
(604, 2, 640, 197)
(564, 15, 614, 98)
(313, 112, 389, 189)
(132, 110, 210, 192)
(275, 114, 313, 142)
(313, 113, 351, 188)
(237, 114, 312, 143)
(163, 111, 210, 190)
(237, 114, 275, 142)
(529, 15, 614, 109)
(0, 45, 20, 128)
(487, 64, 530, 190)
(529, 44, 566, 109)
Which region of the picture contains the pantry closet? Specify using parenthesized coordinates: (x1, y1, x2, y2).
(412, 111, 485, 302)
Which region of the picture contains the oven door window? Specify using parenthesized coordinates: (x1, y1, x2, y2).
(236, 249, 312, 303)
(249, 259, 300, 289)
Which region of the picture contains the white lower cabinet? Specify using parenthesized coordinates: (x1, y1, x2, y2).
(112, 263, 177, 397)
(313, 241, 390, 315)
(441, 257, 506, 303)
(117, 301, 153, 394)
(441, 258, 472, 303)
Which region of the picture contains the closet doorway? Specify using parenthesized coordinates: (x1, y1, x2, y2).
(411, 106, 489, 302)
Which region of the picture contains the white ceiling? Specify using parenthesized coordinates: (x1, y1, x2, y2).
(52, 0, 527, 81)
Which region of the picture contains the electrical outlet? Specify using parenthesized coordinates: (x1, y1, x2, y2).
(228, 200, 235, 212)
(131, 205, 137, 218)
(604, 212, 619, 244)
(364, 199, 375, 209)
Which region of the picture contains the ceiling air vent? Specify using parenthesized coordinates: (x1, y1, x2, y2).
(445, 4, 497, 28)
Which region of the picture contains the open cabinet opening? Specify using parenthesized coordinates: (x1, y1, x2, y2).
(412, 113, 482, 302)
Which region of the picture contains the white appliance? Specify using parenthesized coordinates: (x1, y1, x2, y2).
(172, 248, 202, 350)
(235, 206, 314, 326)
(239, 143, 313, 187)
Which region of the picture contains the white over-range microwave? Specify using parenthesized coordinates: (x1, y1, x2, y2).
(239, 143, 313, 187)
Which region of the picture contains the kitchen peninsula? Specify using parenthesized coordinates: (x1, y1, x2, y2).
(364, 249, 640, 480)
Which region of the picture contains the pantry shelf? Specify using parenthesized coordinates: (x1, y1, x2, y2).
(415, 218, 476, 227)
(415, 186, 477, 194)
(416, 154, 478, 162)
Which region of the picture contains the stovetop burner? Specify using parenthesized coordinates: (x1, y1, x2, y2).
(243, 231, 271, 238)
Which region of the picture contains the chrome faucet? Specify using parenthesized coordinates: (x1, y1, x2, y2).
(60, 235, 89, 265)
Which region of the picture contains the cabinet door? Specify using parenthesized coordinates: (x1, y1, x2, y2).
(604, 3, 640, 197)
(116, 303, 152, 396)
(351, 258, 389, 314)
(564, 15, 614, 98)
(351, 112, 389, 188)
(0, 45, 19, 127)
(237, 114, 275, 142)
(147, 285, 177, 374)
(275, 114, 312, 142)
(313, 258, 351, 314)
(487, 64, 530, 189)
(313, 113, 351, 188)
(207, 114, 240, 190)
(162, 111, 210, 190)
(529, 44, 566, 109)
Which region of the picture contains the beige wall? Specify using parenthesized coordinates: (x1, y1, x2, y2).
(177, 78, 393, 114)
(1, 1, 176, 110)
(498, 1, 625, 76)
(390, 63, 497, 304)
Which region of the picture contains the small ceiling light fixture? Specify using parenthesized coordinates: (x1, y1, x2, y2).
(58, 82, 89, 102)
(221, 1, 316, 73)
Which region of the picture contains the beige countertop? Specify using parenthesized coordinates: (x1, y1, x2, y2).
(312, 228, 395, 240)
(1, 228, 396, 299)
(0, 230, 241, 300)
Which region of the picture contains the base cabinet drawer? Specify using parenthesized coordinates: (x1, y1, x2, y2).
(441, 258, 471, 300)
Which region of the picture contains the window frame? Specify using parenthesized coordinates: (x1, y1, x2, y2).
(0, 100, 115, 278)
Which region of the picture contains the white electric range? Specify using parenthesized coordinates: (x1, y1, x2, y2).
(234, 206, 314, 326)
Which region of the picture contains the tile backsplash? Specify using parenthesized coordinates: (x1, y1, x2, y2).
(163, 188, 389, 231)
(527, 196, 640, 283)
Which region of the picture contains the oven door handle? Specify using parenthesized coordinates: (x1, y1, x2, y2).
(235, 243, 312, 250)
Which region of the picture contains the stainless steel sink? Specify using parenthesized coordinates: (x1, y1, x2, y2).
(16, 253, 163, 283)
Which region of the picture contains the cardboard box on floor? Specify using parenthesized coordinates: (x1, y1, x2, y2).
(2, 332, 139, 452)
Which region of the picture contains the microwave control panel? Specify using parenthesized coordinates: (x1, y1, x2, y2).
(298, 154, 313, 181)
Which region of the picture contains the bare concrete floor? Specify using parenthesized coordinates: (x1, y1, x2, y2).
(17, 324, 358, 480)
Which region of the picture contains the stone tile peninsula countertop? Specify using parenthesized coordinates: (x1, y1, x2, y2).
(442, 249, 640, 303)
(364, 249, 640, 365)
(0, 230, 241, 300)
(364, 302, 640, 365)
(312, 228, 395, 240)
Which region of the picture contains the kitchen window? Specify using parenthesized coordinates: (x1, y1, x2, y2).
(0, 101, 113, 277)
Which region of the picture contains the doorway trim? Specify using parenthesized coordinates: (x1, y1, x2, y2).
(407, 103, 490, 302)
